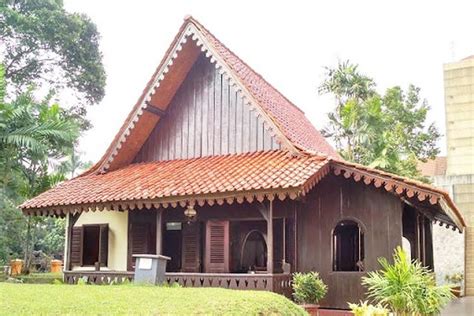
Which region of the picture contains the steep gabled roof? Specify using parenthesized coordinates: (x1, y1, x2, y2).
(87, 16, 338, 174)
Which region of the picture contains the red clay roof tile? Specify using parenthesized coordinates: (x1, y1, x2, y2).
(21, 151, 327, 210)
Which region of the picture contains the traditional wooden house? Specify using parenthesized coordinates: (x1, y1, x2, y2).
(21, 17, 465, 308)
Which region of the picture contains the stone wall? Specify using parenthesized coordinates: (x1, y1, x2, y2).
(432, 174, 474, 294)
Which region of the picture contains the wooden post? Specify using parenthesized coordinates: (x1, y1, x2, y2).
(421, 216, 426, 266)
(156, 209, 163, 254)
(415, 213, 421, 261)
(282, 218, 286, 263)
(294, 203, 298, 271)
(267, 200, 273, 274)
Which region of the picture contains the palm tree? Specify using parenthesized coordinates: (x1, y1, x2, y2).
(0, 64, 80, 270)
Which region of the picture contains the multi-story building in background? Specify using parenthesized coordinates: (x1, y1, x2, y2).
(420, 55, 474, 295)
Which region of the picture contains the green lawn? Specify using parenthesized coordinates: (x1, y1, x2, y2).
(0, 283, 306, 315)
(14, 272, 63, 284)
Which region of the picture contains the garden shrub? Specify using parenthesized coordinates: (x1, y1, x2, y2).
(292, 271, 327, 304)
(362, 247, 453, 315)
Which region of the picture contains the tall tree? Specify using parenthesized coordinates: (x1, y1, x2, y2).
(0, 64, 80, 266)
(319, 61, 440, 179)
(0, 0, 106, 128)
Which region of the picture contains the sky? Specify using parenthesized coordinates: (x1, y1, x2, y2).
(64, 0, 474, 163)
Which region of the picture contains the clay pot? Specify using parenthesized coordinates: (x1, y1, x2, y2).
(451, 285, 462, 298)
(10, 259, 23, 276)
(300, 304, 320, 316)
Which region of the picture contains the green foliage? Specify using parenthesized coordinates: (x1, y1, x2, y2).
(0, 283, 307, 315)
(445, 272, 463, 285)
(362, 247, 453, 315)
(0, 63, 79, 266)
(292, 271, 328, 304)
(17, 272, 63, 284)
(0, 0, 106, 106)
(319, 61, 440, 180)
(348, 301, 389, 316)
(0, 191, 26, 262)
(160, 281, 182, 288)
(52, 278, 63, 285)
(77, 278, 87, 286)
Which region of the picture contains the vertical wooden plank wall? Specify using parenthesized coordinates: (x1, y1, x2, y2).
(134, 54, 281, 163)
(297, 175, 403, 309)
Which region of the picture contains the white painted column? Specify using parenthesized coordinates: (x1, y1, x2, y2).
(267, 200, 273, 274)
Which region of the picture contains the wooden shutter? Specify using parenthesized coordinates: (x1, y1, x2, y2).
(129, 222, 150, 269)
(70, 226, 83, 267)
(99, 224, 109, 266)
(181, 223, 201, 272)
(131, 223, 150, 254)
(205, 220, 229, 273)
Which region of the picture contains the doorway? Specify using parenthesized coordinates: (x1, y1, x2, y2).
(127, 210, 157, 271)
(163, 222, 182, 272)
(241, 230, 267, 272)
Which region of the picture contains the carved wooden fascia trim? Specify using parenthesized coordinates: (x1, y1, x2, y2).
(439, 197, 464, 232)
(98, 24, 196, 173)
(330, 161, 465, 231)
(21, 187, 304, 217)
(99, 22, 299, 173)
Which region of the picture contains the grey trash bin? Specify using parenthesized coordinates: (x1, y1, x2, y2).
(132, 254, 171, 285)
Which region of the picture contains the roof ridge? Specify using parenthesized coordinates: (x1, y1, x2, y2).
(188, 17, 306, 115)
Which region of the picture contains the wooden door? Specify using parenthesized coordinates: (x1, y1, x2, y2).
(205, 220, 230, 273)
(181, 222, 201, 272)
(128, 211, 156, 271)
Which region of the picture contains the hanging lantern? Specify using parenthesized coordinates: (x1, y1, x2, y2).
(184, 204, 197, 222)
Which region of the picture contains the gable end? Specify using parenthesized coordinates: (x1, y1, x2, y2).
(134, 55, 281, 162)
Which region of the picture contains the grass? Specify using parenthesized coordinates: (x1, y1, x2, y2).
(0, 283, 306, 315)
(15, 272, 63, 284)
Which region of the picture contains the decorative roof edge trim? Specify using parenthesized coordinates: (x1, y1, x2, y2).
(329, 160, 466, 231)
(21, 187, 304, 217)
(98, 21, 298, 173)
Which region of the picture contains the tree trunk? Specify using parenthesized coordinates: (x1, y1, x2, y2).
(22, 216, 32, 274)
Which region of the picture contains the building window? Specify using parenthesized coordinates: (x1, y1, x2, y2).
(241, 230, 267, 272)
(82, 224, 108, 266)
(332, 220, 364, 271)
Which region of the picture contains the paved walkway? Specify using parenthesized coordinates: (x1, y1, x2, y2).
(441, 296, 474, 315)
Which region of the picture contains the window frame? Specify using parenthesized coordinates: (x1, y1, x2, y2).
(81, 224, 109, 267)
(331, 218, 365, 273)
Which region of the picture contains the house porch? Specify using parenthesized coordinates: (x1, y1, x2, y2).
(64, 198, 296, 297)
(63, 270, 292, 297)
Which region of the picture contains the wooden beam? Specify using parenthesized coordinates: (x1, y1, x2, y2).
(257, 203, 269, 221)
(145, 102, 167, 116)
(267, 200, 273, 274)
(156, 209, 163, 255)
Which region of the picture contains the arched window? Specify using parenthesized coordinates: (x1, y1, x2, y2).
(333, 220, 364, 271)
(241, 230, 267, 272)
